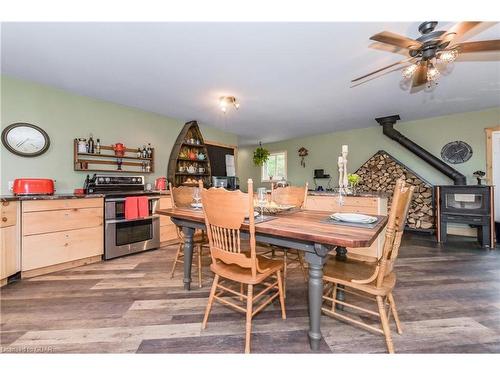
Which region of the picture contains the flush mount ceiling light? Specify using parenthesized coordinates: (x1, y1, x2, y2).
(219, 96, 239, 113)
(352, 21, 500, 90)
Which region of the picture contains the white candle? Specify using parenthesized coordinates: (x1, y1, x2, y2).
(338, 156, 343, 164)
(342, 145, 348, 153)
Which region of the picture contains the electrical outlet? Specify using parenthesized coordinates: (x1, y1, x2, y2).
(8, 181, 14, 191)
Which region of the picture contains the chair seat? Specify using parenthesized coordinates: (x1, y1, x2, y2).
(323, 256, 396, 296)
(210, 255, 283, 285)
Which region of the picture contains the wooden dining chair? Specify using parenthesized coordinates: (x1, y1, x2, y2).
(321, 178, 414, 353)
(201, 179, 286, 353)
(261, 182, 309, 292)
(169, 183, 209, 288)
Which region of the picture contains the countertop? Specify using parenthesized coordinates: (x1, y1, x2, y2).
(307, 190, 389, 198)
(1, 193, 105, 202)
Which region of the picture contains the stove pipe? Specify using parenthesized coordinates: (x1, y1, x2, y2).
(376, 115, 466, 185)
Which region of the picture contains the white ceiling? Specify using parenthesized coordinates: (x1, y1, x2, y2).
(2, 22, 499, 145)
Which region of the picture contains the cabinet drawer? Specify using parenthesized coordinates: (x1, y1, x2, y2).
(159, 196, 172, 209)
(160, 224, 178, 243)
(1, 225, 20, 279)
(23, 207, 103, 236)
(1, 201, 18, 228)
(22, 226, 103, 271)
(22, 198, 103, 213)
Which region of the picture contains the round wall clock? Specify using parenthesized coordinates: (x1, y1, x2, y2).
(1, 123, 50, 157)
(441, 141, 472, 164)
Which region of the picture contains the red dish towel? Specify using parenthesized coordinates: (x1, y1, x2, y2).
(125, 197, 139, 220)
(137, 196, 149, 218)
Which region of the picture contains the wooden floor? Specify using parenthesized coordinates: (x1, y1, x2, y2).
(1, 233, 500, 354)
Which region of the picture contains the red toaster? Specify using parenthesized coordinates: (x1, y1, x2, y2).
(12, 178, 55, 195)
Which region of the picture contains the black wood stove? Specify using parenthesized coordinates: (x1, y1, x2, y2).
(436, 185, 495, 248)
(377, 114, 496, 249)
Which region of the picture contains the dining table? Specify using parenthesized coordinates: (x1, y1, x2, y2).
(156, 206, 387, 351)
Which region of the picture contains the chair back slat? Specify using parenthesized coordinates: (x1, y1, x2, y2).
(271, 182, 309, 208)
(376, 178, 414, 287)
(201, 179, 258, 278)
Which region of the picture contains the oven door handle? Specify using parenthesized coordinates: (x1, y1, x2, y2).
(106, 215, 160, 224)
(106, 197, 160, 202)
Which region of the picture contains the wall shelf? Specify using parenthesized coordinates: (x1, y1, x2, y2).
(74, 140, 155, 174)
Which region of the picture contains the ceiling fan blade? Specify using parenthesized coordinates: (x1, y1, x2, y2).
(412, 61, 428, 87)
(457, 40, 500, 53)
(442, 22, 482, 42)
(370, 31, 422, 50)
(351, 57, 414, 82)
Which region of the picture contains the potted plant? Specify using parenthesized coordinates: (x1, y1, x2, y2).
(347, 173, 361, 194)
(253, 142, 270, 167)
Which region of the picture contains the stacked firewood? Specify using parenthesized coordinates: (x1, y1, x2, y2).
(355, 151, 435, 230)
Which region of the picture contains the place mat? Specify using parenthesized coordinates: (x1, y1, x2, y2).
(321, 216, 382, 229)
(244, 215, 278, 224)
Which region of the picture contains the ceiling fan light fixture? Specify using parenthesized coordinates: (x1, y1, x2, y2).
(402, 64, 418, 79)
(426, 62, 440, 82)
(438, 49, 459, 63)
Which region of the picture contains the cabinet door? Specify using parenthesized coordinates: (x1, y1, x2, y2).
(1, 225, 19, 279)
(1, 201, 17, 228)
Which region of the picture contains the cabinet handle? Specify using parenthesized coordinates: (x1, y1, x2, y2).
(1, 217, 7, 222)
(2, 201, 9, 207)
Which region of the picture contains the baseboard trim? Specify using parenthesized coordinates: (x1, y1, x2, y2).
(21, 255, 103, 279)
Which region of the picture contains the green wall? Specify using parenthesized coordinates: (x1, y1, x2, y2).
(0, 76, 238, 194)
(237, 107, 500, 191)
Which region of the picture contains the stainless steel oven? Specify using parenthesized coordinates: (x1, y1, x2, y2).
(104, 196, 160, 259)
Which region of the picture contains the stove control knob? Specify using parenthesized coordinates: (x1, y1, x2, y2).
(105, 177, 111, 183)
(98, 177, 104, 183)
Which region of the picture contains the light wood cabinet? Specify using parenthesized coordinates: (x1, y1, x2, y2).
(158, 196, 178, 244)
(21, 198, 104, 277)
(305, 194, 387, 260)
(1, 201, 21, 285)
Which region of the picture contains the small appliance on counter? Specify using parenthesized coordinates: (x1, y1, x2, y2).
(212, 176, 239, 190)
(155, 177, 167, 191)
(314, 169, 330, 179)
(12, 178, 55, 195)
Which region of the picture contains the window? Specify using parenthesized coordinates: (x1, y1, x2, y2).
(261, 151, 287, 182)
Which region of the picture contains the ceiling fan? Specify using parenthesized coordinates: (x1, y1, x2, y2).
(352, 21, 500, 90)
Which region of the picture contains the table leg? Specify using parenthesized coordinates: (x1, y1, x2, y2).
(334, 246, 347, 311)
(182, 226, 195, 290)
(305, 244, 329, 351)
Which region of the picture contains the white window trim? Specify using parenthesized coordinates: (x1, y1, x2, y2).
(261, 150, 287, 182)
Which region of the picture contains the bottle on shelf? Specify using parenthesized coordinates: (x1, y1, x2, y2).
(88, 134, 95, 154)
(136, 148, 142, 158)
(146, 143, 152, 158)
(96, 139, 101, 154)
(145, 161, 151, 172)
(142, 146, 147, 159)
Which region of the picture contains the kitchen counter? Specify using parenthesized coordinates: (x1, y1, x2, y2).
(0, 193, 105, 202)
(307, 190, 389, 198)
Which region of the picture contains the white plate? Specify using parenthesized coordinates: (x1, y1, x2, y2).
(190, 203, 203, 208)
(330, 213, 377, 224)
(245, 211, 260, 218)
